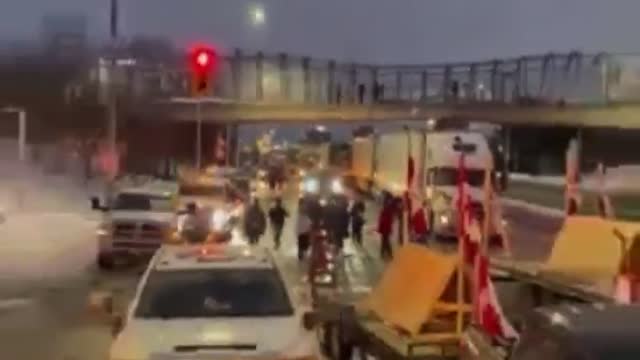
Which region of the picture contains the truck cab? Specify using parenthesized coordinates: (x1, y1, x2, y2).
(423, 132, 500, 239)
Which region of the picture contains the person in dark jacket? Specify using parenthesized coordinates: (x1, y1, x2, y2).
(377, 196, 395, 260)
(268, 198, 289, 249)
(244, 198, 266, 245)
(350, 199, 366, 246)
(325, 197, 349, 252)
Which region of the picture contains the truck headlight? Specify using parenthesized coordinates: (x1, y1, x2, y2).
(211, 209, 229, 231)
(303, 179, 319, 194)
(331, 179, 343, 194)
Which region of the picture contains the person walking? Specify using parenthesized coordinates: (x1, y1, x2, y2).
(296, 211, 312, 261)
(325, 197, 349, 252)
(244, 198, 266, 245)
(350, 199, 366, 246)
(377, 196, 395, 260)
(268, 197, 289, 250)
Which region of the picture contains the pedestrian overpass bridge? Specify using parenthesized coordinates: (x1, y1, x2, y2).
(115, 50, 640, 128)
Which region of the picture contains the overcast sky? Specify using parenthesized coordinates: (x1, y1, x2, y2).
(1, 0, 639, 63)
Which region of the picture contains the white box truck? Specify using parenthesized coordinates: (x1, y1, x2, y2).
(371, 129, 498, 239)
(350, 135, 376, 191)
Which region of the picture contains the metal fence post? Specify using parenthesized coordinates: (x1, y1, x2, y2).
(327, 60, 336, 104)
(443, 65, 452, 102)
(420, 70, 428, 102)
(349, 64, 358, 104)
(468, 64, 477, 102)
(302, 57, 311, 104)
(279, 53, 290, 101)
(395, 71, 403, 100)
(232, 49, 243, 100)
(256, 51, 264, 101)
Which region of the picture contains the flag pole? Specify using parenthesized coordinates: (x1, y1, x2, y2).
(456, 152, 466, 335)
(403, 126, 412, 245)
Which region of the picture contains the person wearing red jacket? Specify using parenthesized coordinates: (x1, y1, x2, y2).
(377, 196, 395, 260)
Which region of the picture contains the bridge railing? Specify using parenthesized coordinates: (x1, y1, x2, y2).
(87, 51, 640, 107)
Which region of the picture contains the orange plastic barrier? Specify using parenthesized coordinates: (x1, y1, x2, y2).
(364, 243, 458, 335)
(544, 216, 640, 282)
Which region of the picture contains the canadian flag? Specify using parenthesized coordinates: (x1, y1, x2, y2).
(406, 134, 428, 240)
(457, 153, 518, 339)
(474, 253, 519, 338)
(456, 154, 478, 265)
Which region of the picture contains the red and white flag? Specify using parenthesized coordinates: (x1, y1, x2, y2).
(406, 134, 428, 241)
(474, 253, 519, 338)
(456, 154, 478, 265)
(457, 153, 518, 340)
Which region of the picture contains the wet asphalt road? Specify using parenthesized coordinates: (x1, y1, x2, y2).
(0, 186, 562, 360)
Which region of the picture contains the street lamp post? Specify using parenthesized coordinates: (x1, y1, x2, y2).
(2, 107, 27, 162)
(195, 99, 202, 169)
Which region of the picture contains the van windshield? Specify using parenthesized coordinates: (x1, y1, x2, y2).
(429, 167, 487, 187)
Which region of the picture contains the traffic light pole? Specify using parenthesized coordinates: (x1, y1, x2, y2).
(195, 99, 202, 169)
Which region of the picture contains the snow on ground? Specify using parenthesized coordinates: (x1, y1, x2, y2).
(0, 157, 100, 284)
(0, 213, 97, 282)
(511, 165, 640, 192)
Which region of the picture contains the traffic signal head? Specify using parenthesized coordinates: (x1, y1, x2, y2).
(189, 45, 218, 96)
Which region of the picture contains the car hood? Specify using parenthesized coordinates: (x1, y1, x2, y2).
(110, 317, 317, 359)
(108, 211, 175, 224)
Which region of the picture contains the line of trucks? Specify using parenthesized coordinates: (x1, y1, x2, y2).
(349, 126, 502, 239)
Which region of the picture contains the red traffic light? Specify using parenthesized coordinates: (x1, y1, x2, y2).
(195, 51, 210, 67)
(189, 45, 217, 73)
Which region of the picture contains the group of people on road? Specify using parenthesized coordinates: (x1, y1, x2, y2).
(242, 195, 367, 261)
(243, 197, 289, 249)
(244, 190, 425, 263)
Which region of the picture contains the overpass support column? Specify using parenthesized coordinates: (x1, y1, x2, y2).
(232, 49, 243, 100)
(256, 51, 264, 101)
(279, 53, 290, 101)
(327, 60, 336, 104)
(302, 57, 311, 104)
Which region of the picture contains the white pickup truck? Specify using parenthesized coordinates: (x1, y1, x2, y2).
(92, 181, 178, 269)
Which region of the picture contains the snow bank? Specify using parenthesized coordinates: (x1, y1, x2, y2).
(511, 165, 640, 193)
(0, 153, 101, 282)
(0, 213, 97, 282)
